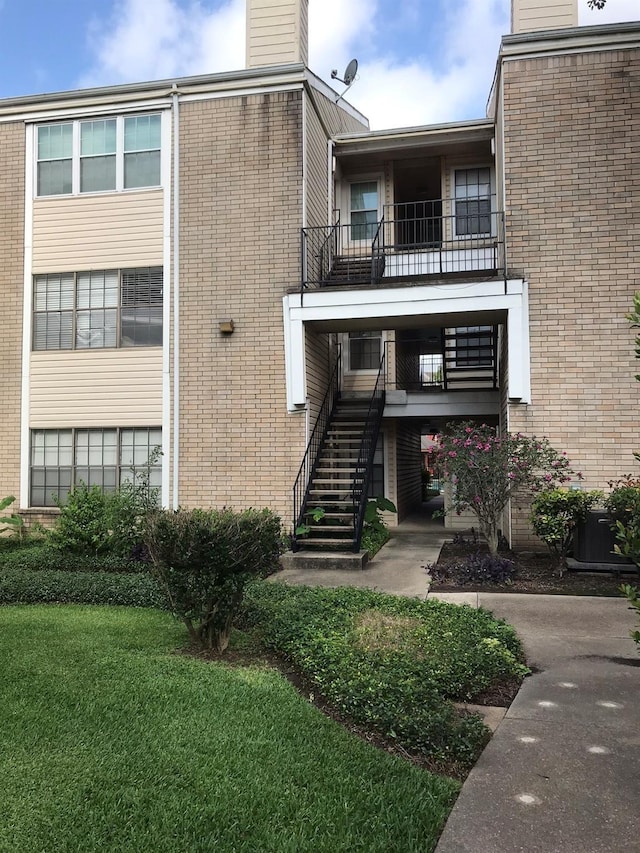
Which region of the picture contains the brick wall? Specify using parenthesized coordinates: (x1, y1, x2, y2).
(0, 122, 24, 503)
(503, 48, 640, 545)
(178, 90, 306, 525)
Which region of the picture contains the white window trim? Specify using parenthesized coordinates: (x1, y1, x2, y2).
(343, 330, 387, 375)
(35, 113, 163, 199)
(449, 164, 496, 240)
(340, 175, 383, 246)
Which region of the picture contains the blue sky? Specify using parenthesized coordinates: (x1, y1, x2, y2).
(0, 0, 638, 129)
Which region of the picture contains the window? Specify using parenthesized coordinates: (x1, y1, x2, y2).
(454, 168, 491, 236)
(30, 427, 161, 507)
(350, 181, 379, 241)
(33, 267, 162, 350)
(453, 326, 494, 366)
(348, 331, 382, 371)
(36, 114, 161, 196)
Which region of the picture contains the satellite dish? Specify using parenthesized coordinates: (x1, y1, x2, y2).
(344, 58, 358, 86)
(331, 58, 358, 87)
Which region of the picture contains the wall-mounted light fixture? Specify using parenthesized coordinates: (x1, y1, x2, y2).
(218, 320, 235, 335)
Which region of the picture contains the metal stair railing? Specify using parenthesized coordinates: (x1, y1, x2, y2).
(291, 346, 342, 551)
(351, 351, 386, 552)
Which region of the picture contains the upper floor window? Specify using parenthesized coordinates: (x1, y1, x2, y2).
(350, 181, 379, 241)
(33, 266, 162, 350)
(36, 114, 161, 197)
(454, 168, 491, 237)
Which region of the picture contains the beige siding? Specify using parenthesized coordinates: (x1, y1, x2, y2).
(310, 88, 368, 136)
(0, 121, 24, 502)
(443, 481, 478, 531)
(305, 91, 330, 228)
(395, 421, 422, 521)
(32, 191, 163, 272)
(246, 0, 308, 67)
(30, 350, 162, 427)
(305, 328, 331, 427)
(503, 47, 640, 547)
(511, 0, 577, 34)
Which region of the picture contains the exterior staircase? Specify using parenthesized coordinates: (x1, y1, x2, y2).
(299, 398, 370, 550)
(292, 351, 386, 554)
(324, 254, 385, 286)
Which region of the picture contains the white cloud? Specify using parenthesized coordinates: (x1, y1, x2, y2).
(80, 0, 245, 88)
(578, 0, 640, 25)
(334, 0, 509, 129)
(80, 0, 508, 128)
(80, 0, 638, 130)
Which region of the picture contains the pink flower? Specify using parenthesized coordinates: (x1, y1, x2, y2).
(507, 472, 515, 479)
(464, 439, 472, 447)
(448, 451, 457, 458)
(465, 427, 473, 434)
(474, 496, 482, 504)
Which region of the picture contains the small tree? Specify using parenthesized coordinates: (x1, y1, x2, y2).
(144, 508, 281, 652)
(433, 423, 580, 555)
(530, 488, 602, 576)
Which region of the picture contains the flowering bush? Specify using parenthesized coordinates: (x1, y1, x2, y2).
(432, 423, 580, 555)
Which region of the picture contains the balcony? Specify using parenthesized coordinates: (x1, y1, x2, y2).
(301, 199, 505, 292)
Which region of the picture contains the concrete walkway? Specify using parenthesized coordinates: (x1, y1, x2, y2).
(435, 593, 640, 853)
(275, 506, 446, 597)
(274, 516, 640, 852)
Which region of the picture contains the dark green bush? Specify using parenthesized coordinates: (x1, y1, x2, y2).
(240, 582, 527, 767)
(145, 508, 281, 652)
(605, 479, 640, 566)
(0, 568, 166, 609)
(530, 488, 603, 572)
(0, 543, 145, 574)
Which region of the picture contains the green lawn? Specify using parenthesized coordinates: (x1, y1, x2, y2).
(0, 605, 458, 852)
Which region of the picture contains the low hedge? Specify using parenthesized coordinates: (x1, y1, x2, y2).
(0, 543, 145, 574)
(0, 568, 167, 609)
(240, 582, 528, 768)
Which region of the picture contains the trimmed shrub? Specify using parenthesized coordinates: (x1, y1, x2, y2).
(240, 582, 528, 767)
(0, 568, 166, 609)
(0, 543, 145, 574)
(145, 508, 281, 652)
(530, 488, 603, 574)
(605, 479, 640, 566)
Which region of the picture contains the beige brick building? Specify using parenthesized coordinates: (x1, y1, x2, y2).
(0, 0, 638, 550)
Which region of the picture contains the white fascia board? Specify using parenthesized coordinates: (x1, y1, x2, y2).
(507, 280, 531, 403)
(283, 299, 306, 411)
(283, 279, 531, 408)
(288, 279, 526, 324)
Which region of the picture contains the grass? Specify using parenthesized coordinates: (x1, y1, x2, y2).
(0, 605, 458, 852)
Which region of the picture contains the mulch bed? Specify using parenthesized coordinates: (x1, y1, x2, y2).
(428, 538, 638, 596)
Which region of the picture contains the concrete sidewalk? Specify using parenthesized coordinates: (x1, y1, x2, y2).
(274, 509, 446, 598)
(434, 593, 640, 853)
(275, 518, 640, 853)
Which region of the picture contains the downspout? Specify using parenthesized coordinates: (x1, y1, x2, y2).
(172, 84, 180, 509)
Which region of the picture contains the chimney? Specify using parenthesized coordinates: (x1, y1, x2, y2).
(246, 0, 309, 69)
(511, 0, 577, 34)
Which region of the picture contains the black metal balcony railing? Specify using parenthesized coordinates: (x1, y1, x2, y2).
(301, 197, 505, 292)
